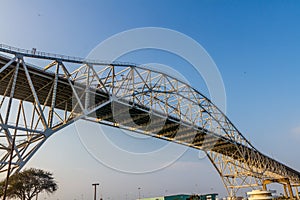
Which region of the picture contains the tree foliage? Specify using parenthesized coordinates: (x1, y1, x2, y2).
(0, 168, 58, 200)
(188, 194, 200, 200)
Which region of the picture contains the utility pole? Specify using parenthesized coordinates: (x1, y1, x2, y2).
(138, 187, 141, 200)
(92, 183, 99, 200)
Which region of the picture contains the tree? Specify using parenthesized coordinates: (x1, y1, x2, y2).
(0, 168, 58, 200)
(188, 194, 200, 200)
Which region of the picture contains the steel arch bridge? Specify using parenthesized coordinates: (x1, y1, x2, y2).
(0, 44, 299, 198)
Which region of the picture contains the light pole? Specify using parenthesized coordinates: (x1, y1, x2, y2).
(138, 187, 141, 200)
(92, 183, 99, 200)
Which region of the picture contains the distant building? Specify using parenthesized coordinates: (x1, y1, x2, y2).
(139, 193, 218, 200)
(165, 194, 191, 200)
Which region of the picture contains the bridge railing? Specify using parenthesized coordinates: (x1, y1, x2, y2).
(0, 43, 85, 63)
(0, 44, 139, 67)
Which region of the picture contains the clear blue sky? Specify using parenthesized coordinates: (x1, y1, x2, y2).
(1, 1, 300, 199)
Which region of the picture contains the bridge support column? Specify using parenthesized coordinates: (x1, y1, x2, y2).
(285, 182, 294, 199)
(263, 178, 295, 199)
(294, 186, 299, 200)
(283, 185, 289, 199)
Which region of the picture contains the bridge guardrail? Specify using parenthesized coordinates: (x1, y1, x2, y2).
(0, 44, 139, 67)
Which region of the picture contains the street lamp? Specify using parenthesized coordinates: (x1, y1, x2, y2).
(138, 187, 141, 200)
(92, 183, 99, 200)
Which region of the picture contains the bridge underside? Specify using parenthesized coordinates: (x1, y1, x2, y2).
(0, 46, 299, 197)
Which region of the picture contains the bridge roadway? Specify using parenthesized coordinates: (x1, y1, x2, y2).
(0, 48, 299, 196)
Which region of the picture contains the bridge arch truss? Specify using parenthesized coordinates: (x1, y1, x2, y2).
(0, 44, 299, 197)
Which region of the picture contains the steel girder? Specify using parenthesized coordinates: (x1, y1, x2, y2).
(0, 44, 299, 197)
